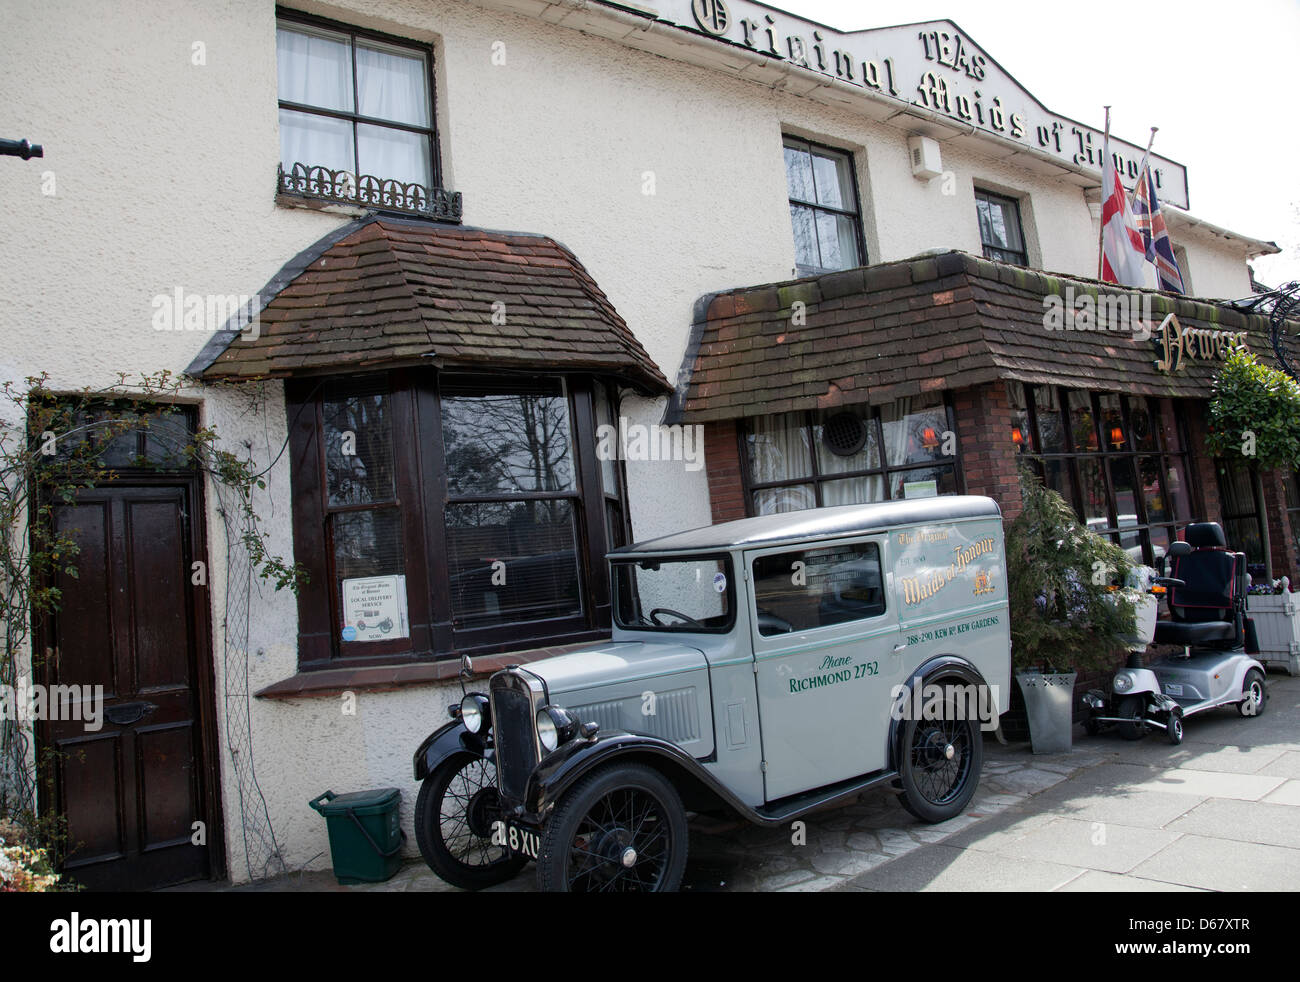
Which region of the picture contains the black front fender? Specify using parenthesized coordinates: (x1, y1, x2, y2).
(523, 731, 753, 821)
(413, 719, 490, 782)
(887, 655, 990, 771)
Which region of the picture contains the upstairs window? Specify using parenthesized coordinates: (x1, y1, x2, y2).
(783, 137, 865, 276)
(975, 189, 1027, 266)
(277, 14, 437, 190)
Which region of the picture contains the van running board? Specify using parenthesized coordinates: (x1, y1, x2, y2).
(750, 770, 899, 826)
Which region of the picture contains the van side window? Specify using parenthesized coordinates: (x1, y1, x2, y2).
(752, 542, 885, 636)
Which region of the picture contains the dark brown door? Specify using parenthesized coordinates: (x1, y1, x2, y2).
(41, 482, 218, 890)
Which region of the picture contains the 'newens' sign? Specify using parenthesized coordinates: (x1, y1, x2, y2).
(621, 1, 1189, 209)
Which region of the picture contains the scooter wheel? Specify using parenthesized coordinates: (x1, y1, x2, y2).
(1116, 696, 1147, 740)
(1082, 717, 1101, 736)
(1238, 669, 1267, 718)
(1166, 708, 1184, 745)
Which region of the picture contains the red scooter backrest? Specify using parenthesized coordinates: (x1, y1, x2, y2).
(1167, 523, 1236, 624)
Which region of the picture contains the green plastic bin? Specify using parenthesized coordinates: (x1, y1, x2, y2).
(309, 788, 406, 885)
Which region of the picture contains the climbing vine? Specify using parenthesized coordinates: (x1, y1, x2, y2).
(0, 370, 305, 886)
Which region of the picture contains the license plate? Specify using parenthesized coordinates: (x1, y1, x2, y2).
(1164, 683, 1184, 696)
(502, 820, 541, 860)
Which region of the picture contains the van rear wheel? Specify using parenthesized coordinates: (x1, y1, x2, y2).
(897, 691, 983, 824)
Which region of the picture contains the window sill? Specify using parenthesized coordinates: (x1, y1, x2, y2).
(254, 637, 610, 701)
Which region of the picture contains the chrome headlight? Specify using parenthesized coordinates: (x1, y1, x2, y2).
(1112, 673, 1133, 693)
(536, 705, 576, 753)
(460, 693, 490, 734)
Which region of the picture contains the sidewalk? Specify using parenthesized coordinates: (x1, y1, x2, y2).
(191, 672, 1299, 893)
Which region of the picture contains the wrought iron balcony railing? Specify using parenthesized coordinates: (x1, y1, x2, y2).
(277, 162, 462, 223)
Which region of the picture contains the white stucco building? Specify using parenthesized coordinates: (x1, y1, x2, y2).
(1, 0, 1288, 888)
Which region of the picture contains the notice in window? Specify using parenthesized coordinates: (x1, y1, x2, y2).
(902, 480, 938, 499)
(341, 574, 409, 643)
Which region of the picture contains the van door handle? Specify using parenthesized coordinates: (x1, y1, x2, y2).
(892, 642, 907, 653)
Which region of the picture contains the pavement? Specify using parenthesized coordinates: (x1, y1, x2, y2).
(192, 671, 1300, 893)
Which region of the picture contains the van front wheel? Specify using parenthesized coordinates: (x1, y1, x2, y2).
(897, 692, 983, 824)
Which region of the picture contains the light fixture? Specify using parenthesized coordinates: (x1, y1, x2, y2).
(1109, 424, 1124, 448)
(1011, 426, 1024, 447)
(921, 426, 939, 449)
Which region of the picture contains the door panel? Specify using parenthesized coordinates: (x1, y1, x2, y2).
(749, 537, 901, 801)
(43, 483, 214, 890)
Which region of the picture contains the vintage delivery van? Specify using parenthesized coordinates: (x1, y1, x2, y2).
(412, 495, 1010, 891)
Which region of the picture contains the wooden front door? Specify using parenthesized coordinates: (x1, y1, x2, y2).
(40, 480, 221, 890)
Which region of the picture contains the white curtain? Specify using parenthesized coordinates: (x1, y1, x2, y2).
(356, 42, 430, 186)
(277, 26, 430, 187)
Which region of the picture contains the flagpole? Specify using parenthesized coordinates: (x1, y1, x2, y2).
(1097, 106, 1110, 281)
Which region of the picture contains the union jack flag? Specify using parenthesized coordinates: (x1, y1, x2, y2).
(1131, 164, 1185, 294)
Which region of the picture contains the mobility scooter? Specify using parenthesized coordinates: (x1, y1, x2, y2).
(1083, 522, 1267, 745)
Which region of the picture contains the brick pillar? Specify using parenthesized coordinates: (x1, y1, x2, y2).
(1183, 405, 1222, 524)
(703, 419, 747, 524)
(953, 382, 1022, 522)
(1261, 469, 1295, 580)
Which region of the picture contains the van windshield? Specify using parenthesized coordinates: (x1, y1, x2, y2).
(612, 555, 734, 633)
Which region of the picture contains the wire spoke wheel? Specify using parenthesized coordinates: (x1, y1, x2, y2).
(898, 687, 983, 824)
(538, 764, 688, 893)
(415, 752, 527, 890)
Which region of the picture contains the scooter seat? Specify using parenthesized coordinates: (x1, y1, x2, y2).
(1153, 620, 1235, 645)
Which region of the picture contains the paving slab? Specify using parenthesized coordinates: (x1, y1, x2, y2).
(1055, 870, 1205, 892)
(966, 816, 1181, 874)
(1166, 797, 1300, 848)
(1261, 779, 1300, 807)
(843, 842, 1084, 892)
(1131, 834, 1300, 891)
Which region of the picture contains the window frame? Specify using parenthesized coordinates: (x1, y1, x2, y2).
(275, 7, 444, 190)
(750, 538, 889, 640)
(974, 188, 1028, 266)
(736, 396, 965, 516)
(782, 135, 868, 276)
(1008, 383, 1200, 566)
(286, 369, 626, 670)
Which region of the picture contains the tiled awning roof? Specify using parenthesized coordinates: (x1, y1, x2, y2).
(667, 251, 1297, 422)
(187, 216, 670, 394)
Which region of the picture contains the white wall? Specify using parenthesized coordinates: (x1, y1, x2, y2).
(0, 0, 1269, 880)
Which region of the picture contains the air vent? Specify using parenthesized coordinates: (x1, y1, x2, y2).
(822, 412, 867, 457)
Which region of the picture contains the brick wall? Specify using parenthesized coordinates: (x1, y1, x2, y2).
(1262, 469, 1296, 580)
(703, 419, 747, 524)
(952, 382, 1023, 522)
(1183, 406, 1222, 524)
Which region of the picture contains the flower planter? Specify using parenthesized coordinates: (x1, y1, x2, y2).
(1248, 586, 1300, 676)
(1015, 671, 1077, 754)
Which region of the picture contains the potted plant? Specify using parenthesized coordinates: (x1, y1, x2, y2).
(1247, 576, 1300, 676)
(1205, 349, 1300, 583)
(1005, 465, 1139, 752)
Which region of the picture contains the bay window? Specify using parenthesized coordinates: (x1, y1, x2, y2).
(288, 370, 628, 668)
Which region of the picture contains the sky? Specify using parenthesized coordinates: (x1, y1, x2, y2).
(779, 0, 1300, 290)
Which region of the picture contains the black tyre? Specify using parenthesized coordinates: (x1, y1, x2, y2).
(1082, 717, 1101, 736)
(1166, 707, 1184, 745)
(1238, 669, 1267, 718)
(897, 688, 983, 823)
(1116, 695, 1147, 740)
(414, 753, 527, 890)
(536, 763, 688, 892)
